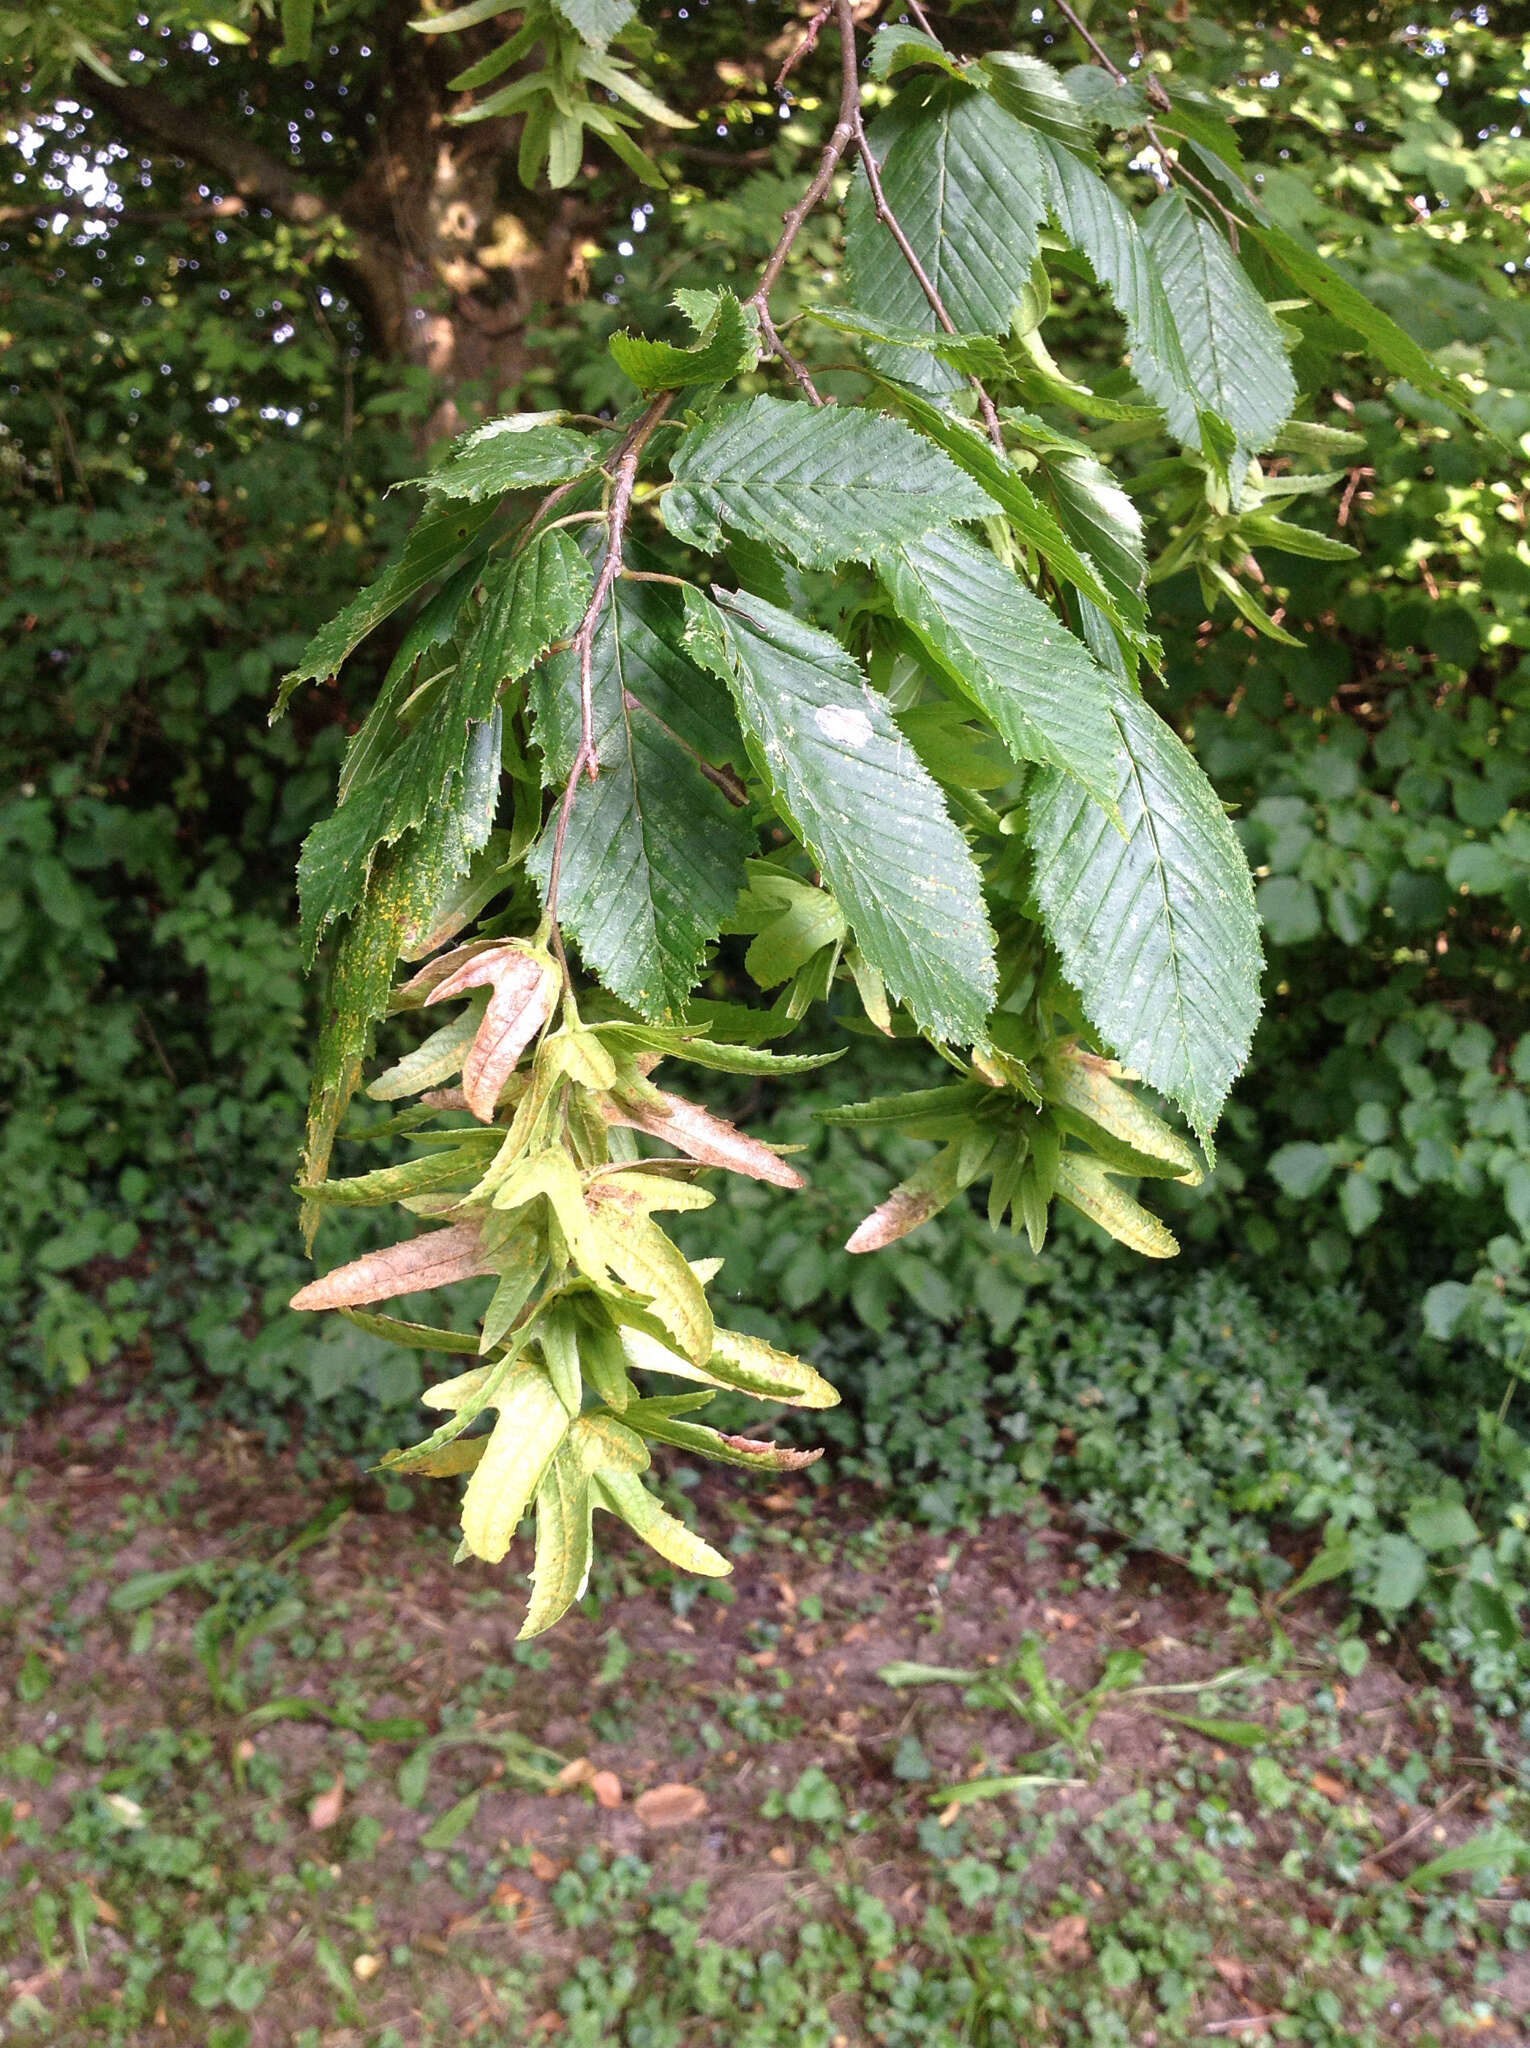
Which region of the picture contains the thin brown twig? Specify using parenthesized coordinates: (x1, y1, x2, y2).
(774, 2, 834, 92)
(904, 0, 939, 36)
(842, 34, 1006, 450)
(746, 5, 863, 404)
(1051, 0, 1242, 240)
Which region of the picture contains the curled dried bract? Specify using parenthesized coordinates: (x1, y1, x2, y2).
(425, 941, 561, 1122)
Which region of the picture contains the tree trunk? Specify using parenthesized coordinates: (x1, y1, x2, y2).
(86, 21, 590, 423)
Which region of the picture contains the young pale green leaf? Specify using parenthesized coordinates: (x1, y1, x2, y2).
(875, 528, 1123, 808)
(520, 1445, 594, 1637)
(368, 1009, 480, 1102)
(593, 1468, 731, 1576)
(445, 1362, 570, 1565)
(619, 1322, 838, 1409)
(410, 0, 516, 32)
(663, 395, 991, 569)
(844, 80, 1049, 371)
(617, 1403, 821, 1472)
(609, 288, 757, 393)
(1239, 513, 1359, 563)
(419, 416, 602, 503)
(551, 0, 635, 48)
(1041, 1049, 1202, 1184)
(528, 573, 754, 1021)
(683, 586, 996, 1045)
(1139, 191, 1296, 467)
(1025, 683, 1263, 1151)
(276, 499, 496, 712)
(1246, 218, 1469, 416)
(877, 385, 1151, 654)
(338, 1310, 482, 1354)
(599, 1022, 844, 1076)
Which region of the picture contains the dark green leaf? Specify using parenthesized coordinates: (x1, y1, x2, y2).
(609, 288, 758, 394)
(1246, 217, 1471, 414)
(299, 531, 591, 956)
(420, 416, 602, 503)
(528, 574, 754, 1020)
(663, 395, 992, 569)
(875, 528, 1122, 806)
(845, 80, 1049, 359)
(1025, 683, 1263, 1148)
(1139, 191, 1296, 466)
(276, 499, 496, 711)
(979, 51, 1094, 158)
(683, 585, 996, 1044)
(876, 383, 1151, 652)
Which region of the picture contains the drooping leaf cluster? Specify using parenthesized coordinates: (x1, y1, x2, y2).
(274, 5, 1469, 1625)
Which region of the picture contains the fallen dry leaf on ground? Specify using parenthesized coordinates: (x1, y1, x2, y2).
(1045, 1913, 1091, 1966)
(307, 1773, 346, 1831)
(591, 1770, 623, 1809)
(633, 1783, 708, 1828)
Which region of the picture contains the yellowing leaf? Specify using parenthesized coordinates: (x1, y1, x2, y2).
(594, 1469, 731, 1575)
(1054, 1155, 1179, 1258)
(456, 1363, 571, 1564)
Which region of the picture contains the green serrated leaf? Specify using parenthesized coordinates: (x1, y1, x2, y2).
(527, 572, 753, 1022)
(609, 288, 757, 394)
(876, 528, 1122, 807)
(1037, 143, 1226, 462)
(664, 395, 991, 569)
(1025, 683, 1263, 1150)
(979, 51, 1095, 158)
(845, 79, 1048, 390)
(873, 384, 1151, 654)
(1247, 219, 1468, 414)
(1139, 190, 1296, 469)
(420, 416, 602, 503)
(684, 586, 996, 1045)
(298, 531, 591, 959)
(276, 499, 496, 712)
(869, 23, 967, 81)
(805, 305, 1013, 381)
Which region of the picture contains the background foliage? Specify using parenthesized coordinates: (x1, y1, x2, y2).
(4, 2, 1529, 1689)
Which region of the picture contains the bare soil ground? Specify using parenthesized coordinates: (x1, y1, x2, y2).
(2, 1401, 1526, 2046)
